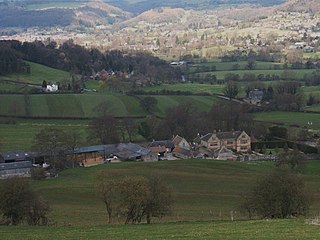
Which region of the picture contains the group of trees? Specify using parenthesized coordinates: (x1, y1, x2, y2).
(0, 178, 50, 225)
(96, 173, 173, 224)
(0, 40, 181, 84)
(0, 45, 30, 75)
(138, 102, 253, 141)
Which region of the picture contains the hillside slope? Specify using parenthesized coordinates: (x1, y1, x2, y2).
(0, 1, 131, 28)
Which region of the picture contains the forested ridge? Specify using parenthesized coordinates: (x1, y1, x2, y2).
(0, 40, 180, 82)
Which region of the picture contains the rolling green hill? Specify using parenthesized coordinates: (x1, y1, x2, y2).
(0, 61, 70, 84)
(0, 93, 218, 118)
(11, 159, 320, 227)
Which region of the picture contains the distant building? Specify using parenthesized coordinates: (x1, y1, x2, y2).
(248, 89, 264, 105)
(195, 131, 251, 153)
(0, 161, 33, 179)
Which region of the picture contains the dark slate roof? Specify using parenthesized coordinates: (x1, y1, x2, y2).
(216, 131, 242, 140)
(0, 161, 33, 171)
(200, 131, 245, 142)
(1, 151, 37, 162)
(149, 140, 174, 149)
(201, 133, 214, 142)
(74, 145, 107, 154)
(75, 143, 150, 160)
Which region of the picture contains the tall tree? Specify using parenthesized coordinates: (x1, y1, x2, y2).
(224, 81, 239, 99)
(88, 115, 119, 144)
(33, 128, 70, 171)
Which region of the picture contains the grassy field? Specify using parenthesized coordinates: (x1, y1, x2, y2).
(144, 83, 225, 94)
(254, 111, 320, 130)
(0, 62, 70, 84)
(305, 105, 320, 112)
(0, 93, 218, 118)
(0, 119, 89, 152)
(22, 159, 320, 227)
(191, 69, 315, 81)
(1, 219, 320, 240)
(0, 159, 319, 240)
(189, 61, 286, 72)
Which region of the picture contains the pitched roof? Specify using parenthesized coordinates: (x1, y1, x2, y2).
(201, 133, 214, 142)
(172, 146, 192, 157)
(216, 131, 242, 140)
(172, 135, 184, 146)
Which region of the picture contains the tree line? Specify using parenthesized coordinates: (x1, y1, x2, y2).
(0, 40, 181, 83)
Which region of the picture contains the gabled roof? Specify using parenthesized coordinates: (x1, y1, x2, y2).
(216, 131, 242, 140)
(201, 133, 215, 142)
(0, 161, 33, 171)
(172, 135, 184, 146)
(200, 131, 247, 142)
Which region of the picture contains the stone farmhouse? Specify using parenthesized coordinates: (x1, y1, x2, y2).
(194, 131, 251, 153)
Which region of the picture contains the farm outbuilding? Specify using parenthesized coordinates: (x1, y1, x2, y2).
(0, 161, 33, 179)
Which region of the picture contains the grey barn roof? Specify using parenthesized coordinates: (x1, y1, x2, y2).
(0, 151, 37, 162)
(0, 161, 33, 171)
(75, 143, 150, 160)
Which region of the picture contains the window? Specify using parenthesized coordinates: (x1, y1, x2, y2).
(241, 140, 248, 144)
(210, 142, 218, 147)
(227, 141, 234, 145)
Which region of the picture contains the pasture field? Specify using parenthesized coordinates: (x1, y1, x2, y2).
(191, 69, 315, 81)
(1, 219, 320, 240)
(26, 160, 320, 226)
(0, 158, 319, 240)
(189, 61, 286, 72)
(144, 83, 225, 94)
(0, 62, 70, 84)
(305, 105, 320, 112)
(0, 119, 89, 152)
(254, 111, 320, 130)
(0, 93, 218, 118)
(302, 85, 320, 98)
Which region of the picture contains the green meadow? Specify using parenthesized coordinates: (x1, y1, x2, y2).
(0, 119, 89, 152)
(0, 93, 218, 118)
(0, 61, 70, 84)
(189, 60, 286, 72)
(254, 111, 320, 130)
(22, 160, 320, 226)
(1, 219, 320, 240)
(191, 69, 315, 81)
(0, 160, 319, 239)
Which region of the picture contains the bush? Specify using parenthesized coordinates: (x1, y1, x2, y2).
(0, 177, 50, 225)
(241, 169, 312, 219)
